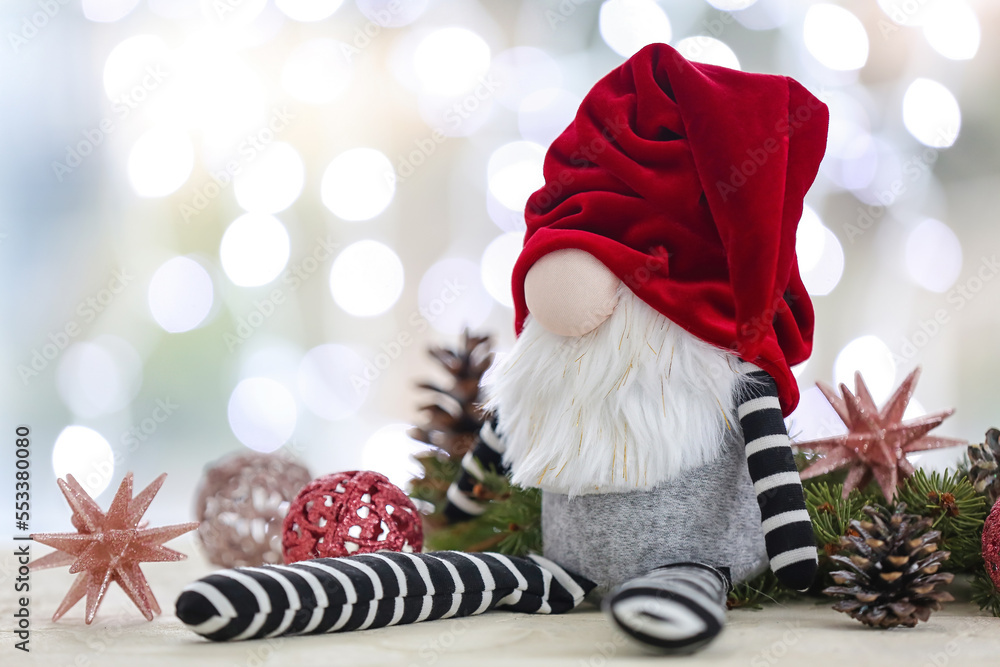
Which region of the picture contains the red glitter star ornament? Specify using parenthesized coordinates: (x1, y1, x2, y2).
(797, 367, 965, 501)
(30, 472, 198, 624)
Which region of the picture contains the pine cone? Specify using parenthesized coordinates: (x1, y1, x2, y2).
(823, 504, 954, 628)
(408, 329, 494, 457)
(968, 428, 1000, 507)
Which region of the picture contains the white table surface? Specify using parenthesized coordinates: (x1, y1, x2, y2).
(3, 537, 999, 666)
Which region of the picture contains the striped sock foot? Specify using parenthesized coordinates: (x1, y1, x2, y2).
(603, 563, 730, 654)
(175, 551, 594, 641)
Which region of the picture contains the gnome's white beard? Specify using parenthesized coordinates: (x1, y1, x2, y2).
(484, 288, 750, 497)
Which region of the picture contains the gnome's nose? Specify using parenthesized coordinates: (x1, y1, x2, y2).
(524, 249, 621, 337)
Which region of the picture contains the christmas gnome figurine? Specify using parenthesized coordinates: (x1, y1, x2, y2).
(176, 44, 828, 653)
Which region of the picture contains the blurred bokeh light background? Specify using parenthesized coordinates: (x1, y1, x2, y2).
(2, 0, 999, 531)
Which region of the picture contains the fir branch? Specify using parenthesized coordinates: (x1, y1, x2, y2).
(970, 566, 1000, 618)
(804, 482, 876, 553)
(727, 570, 794, 610)
(896, 469, 986, 571)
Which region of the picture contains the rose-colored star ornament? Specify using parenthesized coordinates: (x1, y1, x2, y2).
(30, 472, 198, 624)
(797, 367, 965, 501)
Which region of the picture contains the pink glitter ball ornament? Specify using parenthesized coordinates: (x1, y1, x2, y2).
(282, 470, 423, 563)
(195, 451, 312, 567)
(983, 501, 1000, 590)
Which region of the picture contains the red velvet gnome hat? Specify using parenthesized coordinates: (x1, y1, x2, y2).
(512, 43, 829, 415)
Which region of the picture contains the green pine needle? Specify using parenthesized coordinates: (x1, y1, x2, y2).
(727, 570, 795, 610)
(804, 482, 875, 551)
(896, 469, 986, 570)
(970, 565, 1000, 617)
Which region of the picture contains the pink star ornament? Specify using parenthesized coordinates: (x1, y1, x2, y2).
(30, 472, 198, 624)
(797, 367, 965, 501)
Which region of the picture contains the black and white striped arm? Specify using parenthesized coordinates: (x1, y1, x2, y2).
(736, 362, 817, 591)
(443, 415, 509, 523)
(175, 551, 595, 642)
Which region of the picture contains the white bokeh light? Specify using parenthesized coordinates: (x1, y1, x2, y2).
(127, 126, 194, 198)
(200, 0, 267, 26)
(234, 142, 305, 214)
(103, 34, 172, 100)
(734, 0, 789, 30)
(149, 0, 200, 19)
(923, 1, 979, 60)
(148, 256, 215, 333)
(297, 344, 369, 421)
(903, 78, 961, 148)
(803, 4, 868, 71)
(56, 338, 142, 419)
(834, 335, 897, 405)
(419, 258, 493, 335)
(707, 0, 758, 9)
(228, 378, 297, 453)
(905, 219, 963, 293)
(490, 47, 562, 111)
(240, 342, 303, 386)
(518, 88, 581, 147)
(877, 0, 934, 27)
(52, 426, 115, 497)
(275, 0, 344, 21)
(161, 43, 268, 144)
(796, 206, 845, 297)
(413, 27, 491, 97)
(281, 39, 353, 105)
(787, 386, 847, 441)
(329, 241, 405, 317)
(488, 141, 546, 212)
(84, 0, 141, 22)
(599, 0, 672, 58)
(481, 232, 524, 308)
(361, 424, 433, 492)
(676, 36, 741, 70)
(357, 0, 429, 27)
(796, 206, 826, 272)
(321, 148, 396, 222)
(220, 214, 291, 287)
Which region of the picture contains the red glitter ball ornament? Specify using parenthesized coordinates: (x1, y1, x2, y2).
(282, 470, 423, 563)
(982, 502, 1000, 590)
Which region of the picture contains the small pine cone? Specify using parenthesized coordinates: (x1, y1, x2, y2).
(968, 428, 1000, 507)
(408, 329, 494, 458)
(823, 504, 954, 628)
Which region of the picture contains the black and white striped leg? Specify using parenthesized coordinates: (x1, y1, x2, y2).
(443, 416, 509, 523)
(736, 362, 817, 591)
(175, 551, 594, 642)
(603, 563, 730, 654)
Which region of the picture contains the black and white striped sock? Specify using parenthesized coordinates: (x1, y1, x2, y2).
(443, 416, 509, 523)
(736, 362, 817, 591)
(176, 551, 594, 642)
(603, 563, 730, 654)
